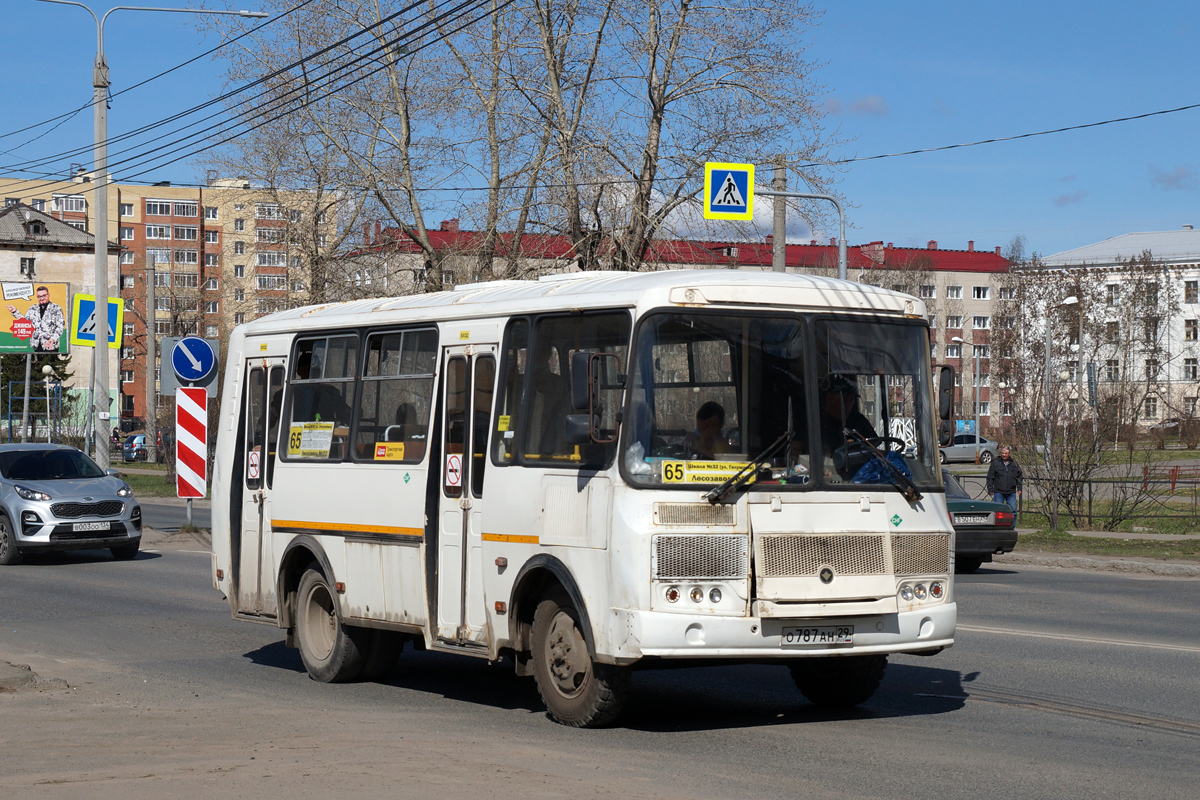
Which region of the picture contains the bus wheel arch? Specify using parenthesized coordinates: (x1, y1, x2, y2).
(508, 556, 595, 676)
(277, 536, 337, 630)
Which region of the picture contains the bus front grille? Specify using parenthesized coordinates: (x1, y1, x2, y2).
(654, 503, 735, 526)
(891, 533, 951, 575)
(758, 534, 888, 577)
(653, 534, 748, 580)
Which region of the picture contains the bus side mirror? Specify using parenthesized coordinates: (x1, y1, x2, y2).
(570, 351, 595, 411)
(937, 365, 955, 447)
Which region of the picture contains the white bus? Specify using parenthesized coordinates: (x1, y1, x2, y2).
(211, 269, 957, 727)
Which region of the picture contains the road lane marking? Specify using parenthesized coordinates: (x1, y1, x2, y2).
(957, 624, 1200, 654)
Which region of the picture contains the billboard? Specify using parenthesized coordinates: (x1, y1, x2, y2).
(0, 282, 70, 354)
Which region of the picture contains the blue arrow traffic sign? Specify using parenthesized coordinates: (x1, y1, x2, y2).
(171, 337, 216, 383)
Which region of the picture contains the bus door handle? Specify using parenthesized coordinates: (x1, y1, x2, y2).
(252, 491, 264, 506)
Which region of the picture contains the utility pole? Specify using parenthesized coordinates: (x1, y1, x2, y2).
(145, 253, 157, 462)
(772, 163, 786, 273)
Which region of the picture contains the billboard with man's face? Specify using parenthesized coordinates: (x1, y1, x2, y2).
(0, 282, 70, 354)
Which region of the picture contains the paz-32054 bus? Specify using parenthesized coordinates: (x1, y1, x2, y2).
(211, 269, 957, 727)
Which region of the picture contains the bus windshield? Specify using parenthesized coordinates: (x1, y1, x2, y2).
(622, 312, 940, 491)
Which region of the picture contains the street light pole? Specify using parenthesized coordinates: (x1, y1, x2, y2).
(952, 335, 979, 461)
(35, 1, 268, 468)
(1044, 296, 1078, 530)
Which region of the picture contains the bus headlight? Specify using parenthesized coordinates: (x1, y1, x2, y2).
(929, 581, 945, 599)
(914, 584, 928, 600)
(709, 587, 722, 603)
(689, 587, 704, 603)
(665, 586, 681, 603)
(899, 584, 914, 602)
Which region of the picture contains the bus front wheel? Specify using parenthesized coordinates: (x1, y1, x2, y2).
(296, 567, 366, 683)
(531, 591, 629, 727)
(790, 654, 887, 708)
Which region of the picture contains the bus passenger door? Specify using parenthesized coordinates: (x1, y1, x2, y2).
(436, 345, 497, 646)
(238, 358, 287, 617)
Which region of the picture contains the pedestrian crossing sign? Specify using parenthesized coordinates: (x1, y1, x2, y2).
(703, 162, 755, 220)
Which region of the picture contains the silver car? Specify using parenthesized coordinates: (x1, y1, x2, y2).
(0, 444, 142, 566)
(939, 433, 999, 464)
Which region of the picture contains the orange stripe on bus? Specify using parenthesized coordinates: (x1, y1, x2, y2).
(273, 520, 424, 537)
(482, 533, 539, 544)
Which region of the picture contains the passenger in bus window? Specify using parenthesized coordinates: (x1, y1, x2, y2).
(818, 374, 877, 453)
(684, 401, 732, 458)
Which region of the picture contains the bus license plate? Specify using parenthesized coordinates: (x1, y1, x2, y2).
(781, 625, 854, 646)
(954, 514, 990, 524)
(72, 522, 110, 532)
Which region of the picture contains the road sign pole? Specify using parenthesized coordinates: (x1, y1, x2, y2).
(186, 498, 193, 527)
(146, 254, 157, 462)
(758, 189, 847, 281)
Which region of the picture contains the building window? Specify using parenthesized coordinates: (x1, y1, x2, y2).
(234, 218, 245, 231)
(1144, 319, 1159, 342)
(124, 322, 135, 336)
(234, 265, 245, 278)
(235, 289, 245, 301)
(317, 234, 328, 247)
(204, 254, 219, 267)
(1106, 284, 1119, 306)
(155, 366, 161, 382)
(1187, 320, 1198, 341)
(972, 315, 990, 329)
(1106, 321, 1119, 343)
(256, 298, 288, 314)
(973, 344, 989, 358)
(945, 285, 962, 299)
(173, 202, 197, 217)
(173, 226, 198, 241)
(154, 272, 170, 288)
(145, 200, 171, 216)
(916, 284, 934, 299)
(146, 224, 170, 240)
(120, 252, 134, 264)
(291, 280, 304, 292)
(1066, 360, 1079, 380)
(234, 313, 245, 324)
(19, 257, 35, 276)
(973, 286, 990, 300)
(930, 343, 938, 360)
(257, 251, 286, 267)
(206, 301, 219, 313)
(121, 370, 134, 383)
(927, 314, 937, 328)
(155, 320, 172, 335)
(234, 241, 245, 255)
(289, 209, 303, 223)
(1187, 281, 1199, 304)
(999, 286, 1016, 300)
(1105, 359, 1120, 381)
(122, 276, 134, 289)
(1001, 400, 1014, 416)
(120, 226, 134, 240)
(946, 344, 962, 359)
(945, 315, 962, 329)
(974, 372, 990, 388)
(175, 273, 199, 288)
(1143, 396, 1159, 420)
(52, 194, 86, 212)
(975, 401, 990, 416)
(174, 249, 199, 265)
(155, 297, 171, 312)
(121, 346, 135, 359)
(67, 221, 87, 231)
(205, 230, 219, 243)
(256, 227, 283, 243)
(255, 203, 284, 220)
(1186, 358, 1199, 381)
(234, 203, 245, 211)
(256, 275, 287, 290)
(291, 255, 303, 269)
(204, 277, 218, 290)
(29, 198, 45, 211)
(1146, 359, 1160, 380)
(204, 206, 218, 220)
(120, 203, 134, 217)
(1189, 398, 1199, 417)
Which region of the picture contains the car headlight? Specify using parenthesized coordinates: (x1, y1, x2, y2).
(15, 485, 52, 501)
(117, 483, 134, 497)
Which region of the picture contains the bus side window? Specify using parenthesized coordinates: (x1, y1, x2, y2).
(285, 334, 358, 461)
(492, 318, 529, 465)
(266, 365, 284, 487)
(246, 366, 266, 489)
(354, 328, 436, 463)
(471, 356, 496, 497)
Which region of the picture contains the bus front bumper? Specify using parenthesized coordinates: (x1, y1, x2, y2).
(612, 602, 956, 660)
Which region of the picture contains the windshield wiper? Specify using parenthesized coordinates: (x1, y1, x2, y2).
(844, 429, 923, 502)
(705, 400, 793, 505)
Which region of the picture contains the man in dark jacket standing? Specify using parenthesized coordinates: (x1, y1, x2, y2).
(986, 445, 1022, 513)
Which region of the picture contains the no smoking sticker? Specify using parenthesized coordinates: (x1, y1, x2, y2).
(248, 450, 261, 480)
(445, 453, 463, 488)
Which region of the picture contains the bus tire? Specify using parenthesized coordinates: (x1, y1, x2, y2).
(531, 591, 629, 727)
(359, 631, 405, 681)
(0, 515, 22, 566)
(295, 568, 365, 683)
(790, 654, 887, 708)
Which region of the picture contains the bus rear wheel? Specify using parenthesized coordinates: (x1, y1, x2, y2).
(296, 567, 366, 683)
(790, 654, 887, 708)
(531, 591, 629, 727)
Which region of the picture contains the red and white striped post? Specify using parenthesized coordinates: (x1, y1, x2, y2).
(176, 388, 207, 525)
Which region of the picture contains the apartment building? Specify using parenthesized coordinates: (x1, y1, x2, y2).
(0, 173, 331, 429)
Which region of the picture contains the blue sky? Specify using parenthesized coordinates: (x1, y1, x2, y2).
(1, 1, 1197, 257)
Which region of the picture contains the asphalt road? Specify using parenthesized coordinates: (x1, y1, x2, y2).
(140, 500, 212, 531)
(1, 546, 1197, 799)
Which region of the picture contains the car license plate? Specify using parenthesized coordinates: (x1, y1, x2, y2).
(781, 625, 854, 646)
(954, 514, 990, 524)
(72, 522, 110, 532)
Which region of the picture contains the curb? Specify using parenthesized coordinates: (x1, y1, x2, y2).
(992, 551, 1200, 577)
